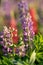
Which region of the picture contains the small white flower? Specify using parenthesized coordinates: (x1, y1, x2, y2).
(24, 32, 27, 35)
(22, 47, 25, 52)
(0, 35, 3, 38)
(25, 27, 27, 30)
(19, 52, 22, 56)
(23, 15, 25, 18)
(9, 27, 11, 29)
(30, 15, 32, 19)
(26, 17, 29, 21)
(28, 31, 30, 36)
(7, 48, 10, 52)
(24, 22, 26, 24)
(13, 28, 15, 31)
(3, 26, 9, 33)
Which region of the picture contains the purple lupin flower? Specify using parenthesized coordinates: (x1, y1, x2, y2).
(18, 0, 35, 42)
(18, 0, 28, 44)
(27, 12, 35, 40)
(0, 32, 4, 45)
(0, 26, 13, 56)
(3, 0, 11, 15)
(2, 26, 13, 55)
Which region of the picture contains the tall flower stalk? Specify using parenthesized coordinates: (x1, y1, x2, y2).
(18, 0, 35, 46)
(18, 0, 29, 45)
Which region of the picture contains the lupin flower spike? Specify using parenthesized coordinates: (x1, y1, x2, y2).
(0, 26, 13, 55)
(18, 0, 38, 42)
(18, 0, 29, 44)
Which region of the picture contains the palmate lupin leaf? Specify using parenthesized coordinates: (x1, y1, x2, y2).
(36, 52, 43, 60)
(33, 33, 43, 51)
(1, 57, 14, 65)
(33, 33, 43, 63)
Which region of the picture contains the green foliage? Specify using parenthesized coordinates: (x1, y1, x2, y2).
(33, 33, 43, 64)
(0, 33, 43, 65)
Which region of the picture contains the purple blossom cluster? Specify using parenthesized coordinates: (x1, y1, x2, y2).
(0, 32, 4, 45)
(18, 0, 29, 43)
(0, 26, 26, 57)
(27, 13, 35, 40)
(0, 26, 13, 55)
(18, 0, 35, 43)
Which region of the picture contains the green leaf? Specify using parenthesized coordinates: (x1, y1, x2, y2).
(2, 57, 14, 65)
(30, 50, 36, 65)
